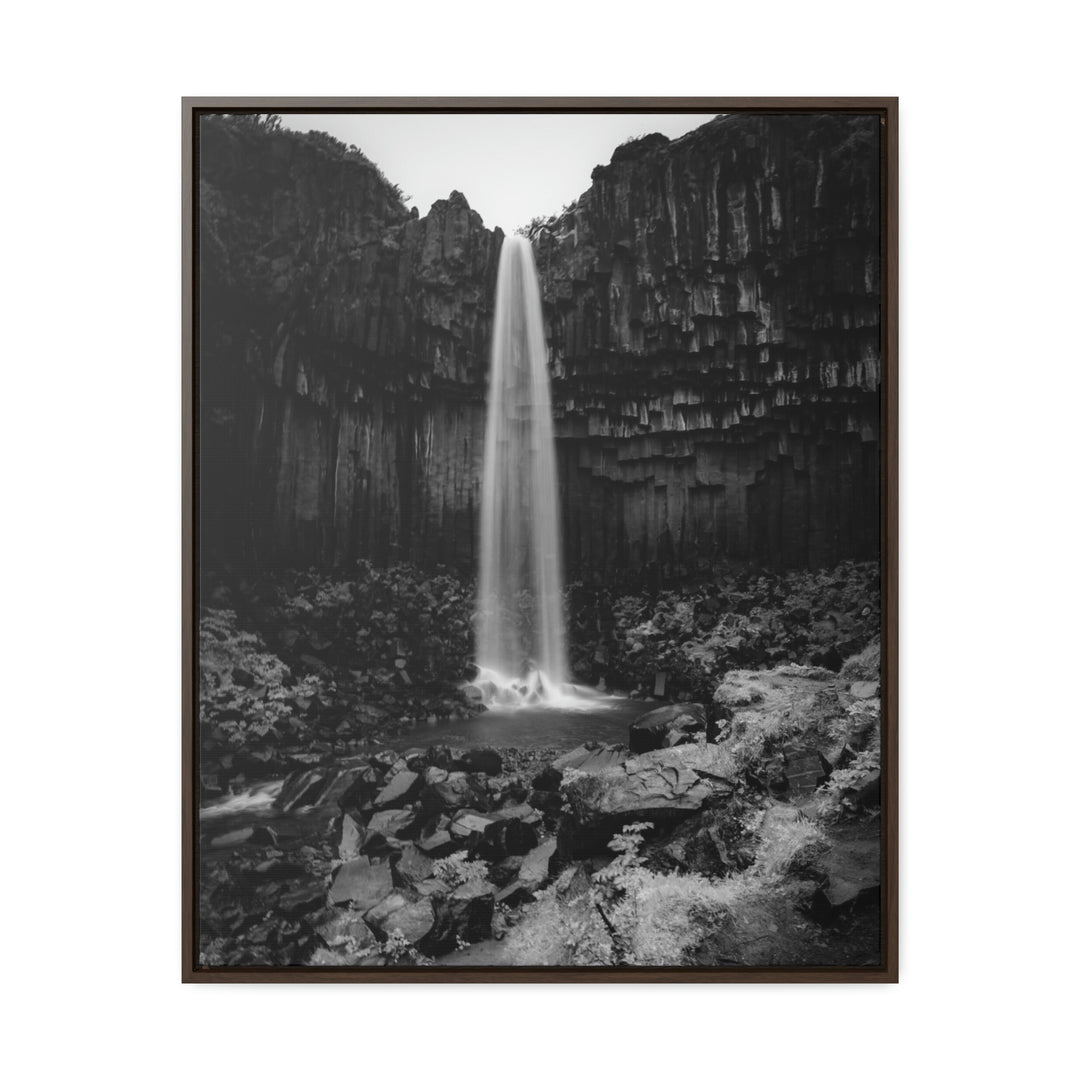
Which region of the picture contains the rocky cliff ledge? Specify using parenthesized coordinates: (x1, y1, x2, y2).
(198, 112, 880, 576)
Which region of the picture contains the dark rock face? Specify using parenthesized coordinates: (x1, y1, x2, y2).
(199, 113, 879, 574)
(628, 703, 708, 753)
(535, 115, 881, 572)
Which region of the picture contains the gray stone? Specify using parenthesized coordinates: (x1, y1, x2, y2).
(551, 743, 628, 775)
(327, 858, 394, 912)
(628, 703, 707, 753)
(417, 829, 457, 858)
(365, 891, 436, 945)
(373, 769, 422, 809)
(393, 844, 435, 888)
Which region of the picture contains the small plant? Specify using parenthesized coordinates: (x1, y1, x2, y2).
(379, 928, 416, 963)
(431, 851, 488, 889)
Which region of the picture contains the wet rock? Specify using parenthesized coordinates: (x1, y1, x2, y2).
(338, 766, 382, 812)
(628, 703, 707, 753)
(335, 814, 366, 861)
(372, 769, 422, 809)
(367, 808, 417, 836)
(276, 767, 330, 812)
(369, 751, 398, 774)
(210, 826, 255, 848)
(249, 825, 278, 845)
(327, 857, 394, 911)
(316, 766, 372, 810)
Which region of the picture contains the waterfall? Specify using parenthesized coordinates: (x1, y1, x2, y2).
(472, 235, 572, 707)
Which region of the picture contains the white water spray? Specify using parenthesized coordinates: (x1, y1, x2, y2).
(472, 236, 593, 709)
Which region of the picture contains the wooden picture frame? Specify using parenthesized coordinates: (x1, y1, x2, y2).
(183, 97, 898, 982)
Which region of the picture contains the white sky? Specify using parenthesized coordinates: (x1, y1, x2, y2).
(279, 112, 717, 232)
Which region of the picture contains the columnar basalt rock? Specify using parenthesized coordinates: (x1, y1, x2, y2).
(199, 113, 879, 575)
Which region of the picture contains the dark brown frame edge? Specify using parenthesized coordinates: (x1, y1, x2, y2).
(182, 96, 898, 984)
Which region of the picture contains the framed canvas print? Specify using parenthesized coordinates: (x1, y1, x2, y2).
(182, 97, 897, 982)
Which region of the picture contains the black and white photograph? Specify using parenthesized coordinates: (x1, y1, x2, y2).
(188, 102, 894, 977)
(18, 0, 1080, 1065)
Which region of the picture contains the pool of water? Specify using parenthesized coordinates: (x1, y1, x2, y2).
(388, 695, 658, 752)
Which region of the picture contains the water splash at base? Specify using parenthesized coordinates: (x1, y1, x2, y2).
(470, 666, 614, 712)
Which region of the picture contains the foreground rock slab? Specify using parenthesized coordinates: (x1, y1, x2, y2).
(559, 753, 711, 857)
(328, 857, 394, 911)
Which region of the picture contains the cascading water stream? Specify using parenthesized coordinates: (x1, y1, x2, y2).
(472, 235, 598, 709)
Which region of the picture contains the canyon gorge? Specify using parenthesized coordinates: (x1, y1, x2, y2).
(197, 111, 881, 578)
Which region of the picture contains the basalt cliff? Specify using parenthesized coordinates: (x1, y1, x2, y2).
(198, 112, 880, 578)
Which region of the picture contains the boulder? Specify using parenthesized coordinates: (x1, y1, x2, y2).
(393, 844, 435, 888)
(327, 858, 394, 912)
(849, 680, 880, 700)
(419, 879, 497, 955)
(551, 743, 628, 775)
(417, 829, 457, 859)
(276, 767, 331, 812)
(529, 789, 564, 815)
(460, 748, 503, 775)
(364, 891, 436, 945)
(419, 773, 488, 814)
(559, 754, 710, 857)
(368, 751, 398, 774)
(335, 813, 367, 861)
(414, 878, 452, 899)
(372, 769, 422, 809)
(531, 765, 563, 791)
(210, 826, 254, 848)
(519, 837, 557, 887)
(314, 908, 377, 953)
(628, 703, 707, 753)
(488, 855, 524, 888)
(449, 811, 497, 843)
(337, 766, 383, 812)
(479, 817, 539, 859)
